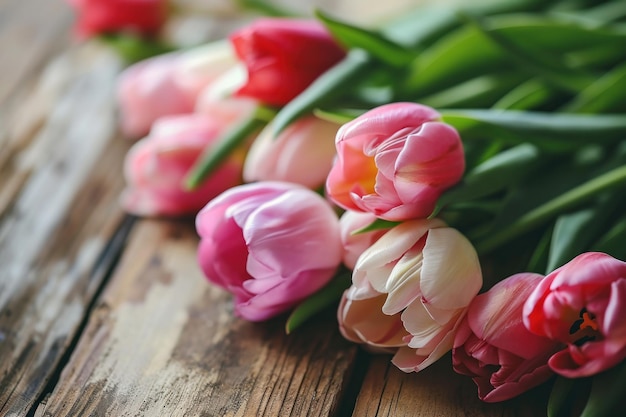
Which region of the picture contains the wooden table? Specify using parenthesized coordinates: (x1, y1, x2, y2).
(0, 1, 549, 415)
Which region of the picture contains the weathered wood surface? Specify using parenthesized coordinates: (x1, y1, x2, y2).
(0, 1, 549, 416)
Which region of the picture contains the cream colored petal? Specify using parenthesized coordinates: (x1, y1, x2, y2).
(399, 299, 444, 349)
(355, 218, 444, 272)
(420, 228, 482, 309)
(381, 248, 424, 315)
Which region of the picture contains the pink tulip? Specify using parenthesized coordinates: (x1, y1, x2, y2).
(121, 114, 247, 216)
(326, 102, 465, 221)
(243, 116, 340, 189)
(196, 181, 343, 321)
(453, 273, 564, 402)
(230, 18, 346, 106)
(67, 0, 167, 38)
(338, 211, 390, 270)
(117, 40, 238, 138)
(337, 219, 482, 372)
(523, 252, 626, 378)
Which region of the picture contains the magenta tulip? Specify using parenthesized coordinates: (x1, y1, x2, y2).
(229, 18, 345, 106)
(326, 102, 465, 221)
(453, 273, 564, 402)
(121, 114, 246, 216)
(524, 252, 626, 378)
(196, 181, 343, 321)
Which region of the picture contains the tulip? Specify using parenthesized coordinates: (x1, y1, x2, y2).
(523, 252, 626, 378)
(117, 40, 238, 138)
(67, 0, 167, 38)
(243, 116, 340, 189)
(196, 181, 343, 321)
(337, 219, 482, 372)
(229, 18, 346, 107)
(453, 273, 564, 402)
(121, 114, 247, 216)
(326, 102, 465, 222)
(338, 211, 389, 270)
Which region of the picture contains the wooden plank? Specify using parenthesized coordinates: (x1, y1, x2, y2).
(0, 41, 129, 415)
(34, 219, 359, 417)
(353, 354, 549, 417)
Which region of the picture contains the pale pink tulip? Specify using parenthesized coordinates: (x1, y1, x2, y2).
(117, 40, 237, 138)
(338, 211, 389, 270)
(524, 252, 626, 378)
(338, 219, 482, 372)
(243, 116, 340, 189)
(121, 114, 245, 216)
(453, 273, 563, 402)
(196, 181, 343, 321)
(326, 102, 465, 221)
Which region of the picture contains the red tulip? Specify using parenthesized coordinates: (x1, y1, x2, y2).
(524, 252, 626, 377)
(67, 0, 167, 38)
(229, 18, 346, 106)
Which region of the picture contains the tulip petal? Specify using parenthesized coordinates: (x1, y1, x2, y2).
(420, 228, 482, 309)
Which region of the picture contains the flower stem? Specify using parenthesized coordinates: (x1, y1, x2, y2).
(474, 164, 626, 255)
(184, 106, 275, 190)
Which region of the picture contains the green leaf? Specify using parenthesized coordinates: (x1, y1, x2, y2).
(492, 78, 553, 110)
(272, 49, 374, 135)
(312, 108, 362, 124)
(285, 272, 352, 334)
(561, 62, 626, 113)
(592, 216, 626, 260)
(459, 12, 594, 93)
(416, 72, 528, 109)
(315, 10, 415, 67)
(99, 33, 173, 64)
(352, 219, 398, 235)
(441, 109, 626, 152)
(236, 0, 297, 17)
(546, 192, 625, 272)
(473, 163, 626, 255)
(433, 144, 544, 216)
(580, 359, 626, 417)
(405, 14, 626, 96)
(547, 376, 591, 417)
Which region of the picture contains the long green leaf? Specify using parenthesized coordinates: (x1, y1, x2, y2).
(546, 193, 625, 272)
(562, 62, 626, 113)
(315, 10, 415, 67)
(433, 144, 544, 216)
(405, 15, 626, 96)
(441, 109, 626, 152)
(473, 163, 626, 255)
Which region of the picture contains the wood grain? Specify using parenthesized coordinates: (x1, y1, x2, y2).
(0, 24, 130, 417)
(34, 220, 358, 417)
(353, 354, 549, 417)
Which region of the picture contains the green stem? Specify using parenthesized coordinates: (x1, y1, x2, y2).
(184, 106, 275, 190)
(474, 164, 626, 255)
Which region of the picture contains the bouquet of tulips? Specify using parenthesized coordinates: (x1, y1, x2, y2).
(67, 0, 626, 415)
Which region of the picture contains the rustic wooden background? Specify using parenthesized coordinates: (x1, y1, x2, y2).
(0, 0, 549, 415)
